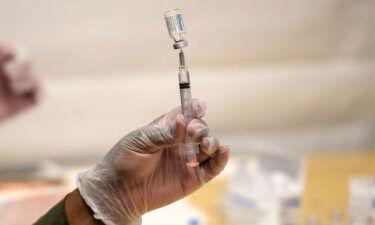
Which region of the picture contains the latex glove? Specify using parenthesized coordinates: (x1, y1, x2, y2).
(0, 44, 39, 120)
(77, 99, 230, 225)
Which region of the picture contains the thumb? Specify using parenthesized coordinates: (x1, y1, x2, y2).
(123, 113, 186, 153)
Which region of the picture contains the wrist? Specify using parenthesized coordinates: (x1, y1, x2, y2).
(77, 169, 142, 225)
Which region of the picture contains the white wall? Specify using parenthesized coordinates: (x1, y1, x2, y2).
(0, 0, 374, 77)
(0, 0, 374, 167)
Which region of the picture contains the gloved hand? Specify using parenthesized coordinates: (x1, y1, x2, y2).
(77, 99, 230, 225)
(0, 44, 39, 120)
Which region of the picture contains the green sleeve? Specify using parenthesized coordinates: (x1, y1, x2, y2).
(33, 197, 69, 225)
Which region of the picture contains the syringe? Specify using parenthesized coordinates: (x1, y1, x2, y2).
(164, 9, 199, 167)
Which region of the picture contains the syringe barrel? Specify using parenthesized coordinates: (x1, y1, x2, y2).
(179, 83, 193, 122)
(179, 66, 198, 167)
(179, 86, 199, 167)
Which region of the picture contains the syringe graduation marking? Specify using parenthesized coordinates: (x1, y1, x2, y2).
(179, 83, 190, 89)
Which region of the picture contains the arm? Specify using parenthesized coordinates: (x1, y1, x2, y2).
(34, 189, 104, 225)
(35, 99, 229, 225)
(65, 189, 105, 225)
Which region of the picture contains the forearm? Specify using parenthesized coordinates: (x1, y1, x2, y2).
(65, 189, 105, 225)
(34, 189, 104, 225)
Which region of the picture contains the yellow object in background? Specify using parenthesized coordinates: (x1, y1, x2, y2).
(302, 152, 375, 225)
(189, 178, 228, 225)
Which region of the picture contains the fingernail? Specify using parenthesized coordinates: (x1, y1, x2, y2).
(220, 145, 230, 153)
(202, 138, 209, 147)
(193, 106, 201, 118)
(176, 114, 185, 124)
(193, 99, 206, 118)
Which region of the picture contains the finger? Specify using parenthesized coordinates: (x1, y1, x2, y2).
(186, 119, 209, 141)
(151, 98, 206, 126)
(199, 145, 230, 182)
(191, 98, 206, 119)
(196, 136, 220, 163)
(0, 45, 13, 63)
(7, 61, 39, 96)
(123, 113, 186, 153)
(166, 98, 206, 120)
(151, 105, 181, 126)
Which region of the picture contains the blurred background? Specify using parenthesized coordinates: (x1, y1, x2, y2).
(0, 0, 374, 224)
